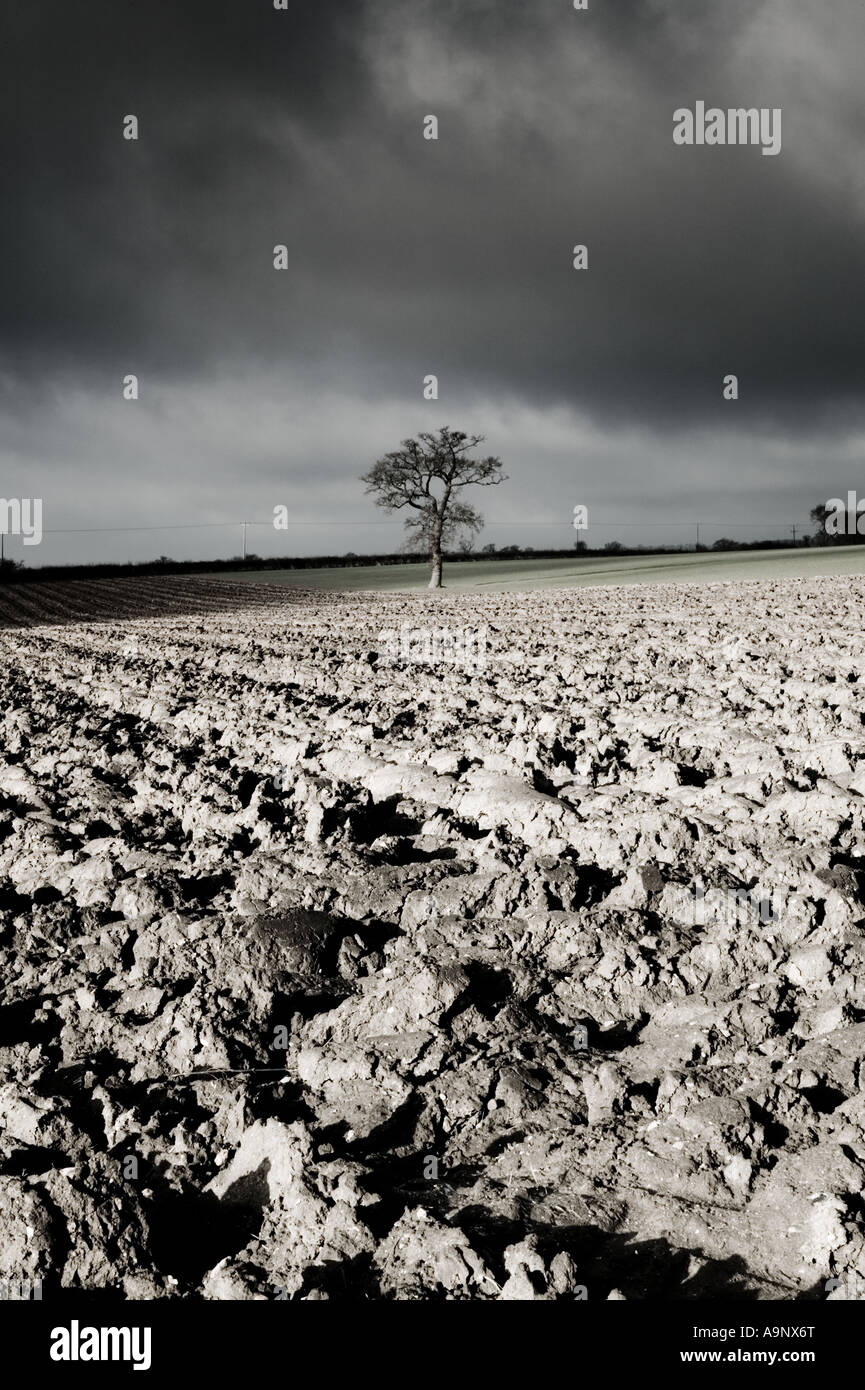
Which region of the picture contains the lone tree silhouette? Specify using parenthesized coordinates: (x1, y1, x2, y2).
(363, 427, 505, 588)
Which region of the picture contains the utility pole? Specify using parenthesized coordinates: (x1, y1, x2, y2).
(241, 521, 247, 561)
(791, 524, 797, 547)
(695, 521, 700, 550)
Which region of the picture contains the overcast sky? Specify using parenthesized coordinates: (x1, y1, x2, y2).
(3, 0, 865, 565)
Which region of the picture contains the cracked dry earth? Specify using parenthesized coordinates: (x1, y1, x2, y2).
(2, 572, 865, 1302)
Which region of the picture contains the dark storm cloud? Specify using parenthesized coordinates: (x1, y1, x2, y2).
(4, 0, 865, 432)
(2, 0, 865, 565)
(2, 0, 371, 360)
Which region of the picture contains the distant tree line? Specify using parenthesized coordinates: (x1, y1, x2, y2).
(0, 535, 821, 586)
(2, 499, 855, 587)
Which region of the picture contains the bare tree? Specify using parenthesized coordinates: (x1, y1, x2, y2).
(363, 427, 505, 588)
(810, 503, 830, 546)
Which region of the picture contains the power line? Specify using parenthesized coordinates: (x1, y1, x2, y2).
(38, 518, 814, 534)
(41, 522, 245, 534)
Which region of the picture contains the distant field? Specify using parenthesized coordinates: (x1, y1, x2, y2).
(3, 547, 865, 629)
(216, 544, 865, 592)
(0, 576, 301, 628)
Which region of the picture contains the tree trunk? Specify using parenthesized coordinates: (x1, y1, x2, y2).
(428, 494, 448, 589)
